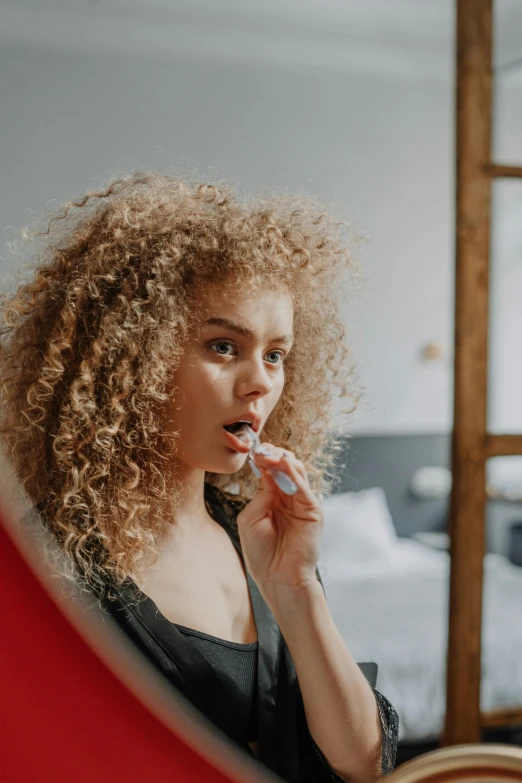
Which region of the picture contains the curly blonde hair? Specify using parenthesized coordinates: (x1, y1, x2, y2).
(0, 170, 364, 595)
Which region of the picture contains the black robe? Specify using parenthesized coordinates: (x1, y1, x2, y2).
(98, 483, 399, 782)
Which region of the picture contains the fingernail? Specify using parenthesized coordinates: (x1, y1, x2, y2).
(249, 458, 261, 478)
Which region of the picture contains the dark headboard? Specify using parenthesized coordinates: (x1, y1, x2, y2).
(331, 434, 451, 538)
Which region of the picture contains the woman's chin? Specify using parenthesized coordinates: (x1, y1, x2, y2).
(205, 450, 248, 472)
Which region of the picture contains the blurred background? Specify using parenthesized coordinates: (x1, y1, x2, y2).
(1, 0, 522, 436)
(2, 0, 522, 765)
(0, 0, 457, 438)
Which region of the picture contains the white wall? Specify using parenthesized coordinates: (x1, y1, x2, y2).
(0, 32, 519, 436)
(0, 40, 455, 435)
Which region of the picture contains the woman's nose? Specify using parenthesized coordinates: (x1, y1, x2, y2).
(239, 358, 274, 397)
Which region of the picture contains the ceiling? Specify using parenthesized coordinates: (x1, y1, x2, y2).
(0, 0, 521, 81)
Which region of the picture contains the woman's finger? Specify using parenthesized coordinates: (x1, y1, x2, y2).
(253, 446, 309, 487)
(281, 450, 309, 486)
(250, 444, 317, 504)
(269, 453, 319, 507)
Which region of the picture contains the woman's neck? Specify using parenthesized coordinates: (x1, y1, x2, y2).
(165, 465, 213, 535)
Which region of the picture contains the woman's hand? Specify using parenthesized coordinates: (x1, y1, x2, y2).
(235, 444, 324, 597)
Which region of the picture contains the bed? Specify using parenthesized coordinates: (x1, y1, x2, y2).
(317, 486, 522, 743)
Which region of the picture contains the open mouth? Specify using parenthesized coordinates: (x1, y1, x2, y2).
(223, 422, 249, 435)
(222, 421, 254, 453)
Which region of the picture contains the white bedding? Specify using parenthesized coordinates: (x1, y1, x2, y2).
(318, 539, 522, 742)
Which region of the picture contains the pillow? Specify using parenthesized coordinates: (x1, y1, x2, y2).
(319, 487, 397, 564)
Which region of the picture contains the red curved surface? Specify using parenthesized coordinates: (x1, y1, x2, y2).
(0, 509, 242, 783)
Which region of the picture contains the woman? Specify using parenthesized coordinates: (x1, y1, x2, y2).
(0, 172, 398, 783)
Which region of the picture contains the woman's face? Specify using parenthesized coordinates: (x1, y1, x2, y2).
(168, 282, 294, 476)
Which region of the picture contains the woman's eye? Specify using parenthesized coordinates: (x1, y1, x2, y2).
(208, 342, 285, 364)
(266, 351, 284, 365)
(211, 341, 235, 356)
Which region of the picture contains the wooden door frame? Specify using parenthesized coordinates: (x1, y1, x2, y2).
(444, 0, 522, 745)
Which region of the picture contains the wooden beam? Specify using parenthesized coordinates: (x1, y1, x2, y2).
(487, 164, 522, 179)
(484, 434, 522, 458)
(443, 0, 492, 747)
(481, 707, 522, 729)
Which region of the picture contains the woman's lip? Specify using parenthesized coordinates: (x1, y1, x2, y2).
(222, 427, 251, 453)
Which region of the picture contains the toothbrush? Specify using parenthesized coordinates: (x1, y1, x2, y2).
(242, 424, 298, 496)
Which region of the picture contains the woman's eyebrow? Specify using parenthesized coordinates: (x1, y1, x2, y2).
(204, 317, 294, 345)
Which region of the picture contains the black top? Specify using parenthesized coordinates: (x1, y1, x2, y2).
(97, 482, 399, 782)
(174, 626, 258, 742)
